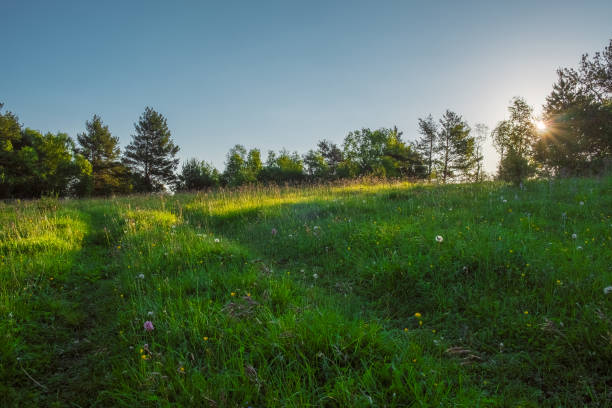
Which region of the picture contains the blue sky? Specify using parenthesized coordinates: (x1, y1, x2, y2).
(2, 0, 611, 173)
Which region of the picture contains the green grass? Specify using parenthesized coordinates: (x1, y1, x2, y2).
(1, 177, 611, 407)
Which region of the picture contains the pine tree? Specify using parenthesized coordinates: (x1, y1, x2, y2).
(415, 114, 438, 178)
(123, 107, 180, 192)
(436, 110, 474, 183)
(76, 114, 125, 195)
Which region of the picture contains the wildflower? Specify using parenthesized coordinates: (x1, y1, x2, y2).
(419, 320, 423, 326)
(203, 336, 209, 341)
(556, 280, 562, 285)
(144, 321, 154, 332)
(604, 286, 612, 295)
(271, 228, 278, 236)
(214, 238, 220, 243)
(147, 311, 154, 316)
(141, 354, 149, 360)
(577, 246, 583, 250)
(572, 233, 577, 239)
(404, 328, 408, 332)
(579, 201, 584, 206)
(138, 273, 145, 279)
(414, 312, 422, 318)
(313, 273, 319, 279)
(523, 311, 528, 315)
(503, 199, 508, 203)
(230, 292, 236, 297)
(179, 366, 185, 373)
(435, 235, 443, 243)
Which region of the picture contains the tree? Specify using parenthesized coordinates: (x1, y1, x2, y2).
(259, 149, 305, 183)
(76, 114, 128, 195)
(316, 140, 343, 178)
(177, 158, 219, 190)
(123, 107, 179, 192)
(415, 114, 438, 178)
(537, 39, 612, 176)
(493, 97, 537, 184)
(245, 148, 263, 182)
(472, 123, 488, 182)
(436, 110, 475, 183)
(0, 103, 22, 197)
(303, 149, 329, 179)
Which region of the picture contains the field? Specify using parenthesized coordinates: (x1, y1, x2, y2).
(1, 177, 611, 407)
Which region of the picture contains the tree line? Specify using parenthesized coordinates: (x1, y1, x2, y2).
(1, 39, 610, 198)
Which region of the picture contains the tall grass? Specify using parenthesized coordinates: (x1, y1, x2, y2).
(1, 177, 611, 407)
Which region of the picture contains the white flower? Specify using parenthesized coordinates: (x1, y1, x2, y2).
(138, 273, 145, 279)
(604, 286, 612, 295)
(312, 273, 319, 279)
(579, 201, 584, 206)
(577, 246, 583, 250)
(214, 238, 220, 243)
(571, 233, 577, 239)
(503, 199, 508, 203)
(435, 235, 444, 243)
(148, 311, 154, 316)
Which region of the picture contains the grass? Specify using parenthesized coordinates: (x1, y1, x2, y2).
(1, 177, 611, 407)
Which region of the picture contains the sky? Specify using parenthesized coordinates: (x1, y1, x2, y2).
(2, 0, 611, 174)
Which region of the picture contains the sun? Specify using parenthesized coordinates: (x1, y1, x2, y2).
(536, 120, 546, 130)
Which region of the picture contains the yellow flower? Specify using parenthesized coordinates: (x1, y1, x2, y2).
(203, 336, 209, 341)
(403, 328, 408, 332)
(180, 367, 185, 372)
(414, 312, 422, 318)
(230, 292, 236, 297)
(412, 358, 417, 363)
(523, 311, 528, 315)
(141, 354, 148, 360)
(419, 320, 423, 326)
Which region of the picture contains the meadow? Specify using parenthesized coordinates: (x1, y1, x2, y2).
(1, 176, 611, 407)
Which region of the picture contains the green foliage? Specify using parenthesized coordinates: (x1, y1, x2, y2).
(436, 111, 476, 183)
(415, 114, 438, 178)
(77, 115, 129, 195)
(123, 107, 180, 192)
(177, 158, 220, 190)
(259, 149, 305, 183)
(342, 127, 425, 179)
(538, 39, 612, 176)
(493, 97, 538, 185)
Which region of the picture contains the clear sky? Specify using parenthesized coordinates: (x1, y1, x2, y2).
(2, 0, 611, 173)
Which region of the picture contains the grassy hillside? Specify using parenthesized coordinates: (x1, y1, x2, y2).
(1, 177, 611, 407)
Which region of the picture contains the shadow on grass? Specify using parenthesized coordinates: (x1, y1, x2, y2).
(2, 203, 127, 407)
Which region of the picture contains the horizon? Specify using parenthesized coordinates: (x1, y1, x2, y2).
(2, 0, 611, 174)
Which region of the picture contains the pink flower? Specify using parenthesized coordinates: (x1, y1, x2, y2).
(144, 321, 154, 332)
(271, 228, 278, 236)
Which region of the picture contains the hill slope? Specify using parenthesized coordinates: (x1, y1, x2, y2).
(1, 177, 611, 407)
